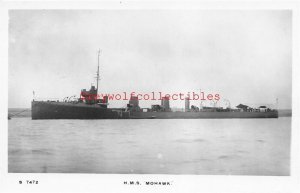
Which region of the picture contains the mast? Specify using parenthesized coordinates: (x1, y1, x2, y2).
(96, 49, 101, 95)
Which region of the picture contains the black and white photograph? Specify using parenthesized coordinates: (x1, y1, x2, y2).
(8, 8, 292, 175)
(1, 1, 300, 193)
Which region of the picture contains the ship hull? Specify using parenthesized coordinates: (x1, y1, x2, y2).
(32, 101, 278, 119)
(130, 111, 278, 119)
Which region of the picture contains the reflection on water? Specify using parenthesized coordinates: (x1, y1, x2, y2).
(8, 118, 291, 175)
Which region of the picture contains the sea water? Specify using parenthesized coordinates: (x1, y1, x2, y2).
(8, 118, 291, 175)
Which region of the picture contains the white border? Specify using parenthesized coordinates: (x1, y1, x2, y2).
(1, 1, 299, 193)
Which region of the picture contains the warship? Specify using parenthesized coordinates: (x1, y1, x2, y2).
(31, 51, 278, 120)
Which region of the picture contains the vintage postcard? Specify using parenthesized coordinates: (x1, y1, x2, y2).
(1, 1, 299, 193)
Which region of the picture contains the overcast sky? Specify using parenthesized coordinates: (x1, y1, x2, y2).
(8, 10, 292, 109)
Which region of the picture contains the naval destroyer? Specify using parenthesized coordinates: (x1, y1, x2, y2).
(31, 51, 278, 119)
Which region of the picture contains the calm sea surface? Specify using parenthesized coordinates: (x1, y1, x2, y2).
(8, 118, 291, 175)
